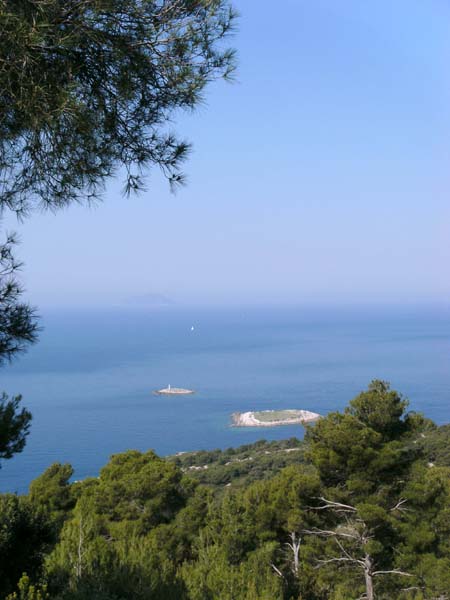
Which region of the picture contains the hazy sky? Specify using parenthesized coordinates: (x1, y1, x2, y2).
(5, 0, 450, 308)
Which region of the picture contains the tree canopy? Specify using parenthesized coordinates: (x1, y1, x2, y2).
(0, 393, 32, 467)
(0, 230, 38, 465)
(0, 0, 237, 216)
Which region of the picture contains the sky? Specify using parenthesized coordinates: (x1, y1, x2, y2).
(4, 0, 450, 308)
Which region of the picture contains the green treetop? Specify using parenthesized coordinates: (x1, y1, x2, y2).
(0, 0, 237, 216)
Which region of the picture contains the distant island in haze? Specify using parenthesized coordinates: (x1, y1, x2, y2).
(127, 293, 174, 307)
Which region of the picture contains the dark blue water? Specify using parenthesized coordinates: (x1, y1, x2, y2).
(1, 306, 449, 493)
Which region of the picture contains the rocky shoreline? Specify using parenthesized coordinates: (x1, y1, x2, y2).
(231, 409, 320, 427)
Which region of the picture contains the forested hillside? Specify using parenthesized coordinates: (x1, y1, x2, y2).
(1, 381, 449, 600)
(170, 426, 450, 490)
(169, 437, 307, 489)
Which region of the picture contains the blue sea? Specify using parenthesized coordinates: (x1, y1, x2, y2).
(1, 306, 449, 493)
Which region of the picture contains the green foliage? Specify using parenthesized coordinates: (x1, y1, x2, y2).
(181, 542, 283, 600)
(346, 379, 409, 439)
(395, 464, 450, 598)
(305, 380, 424, 493)
(421, 423, 450, 466)
(0, 0, 237, 216)
(170, 438, 307, 490)
(44, 450, 198, 599)
(29, 463, 74, 512)
(0, 232, 38, 365)
(0, 495, 53, 598)
(29, 463, 76, 538)
(301, 380, 448, 599)
(0, 393, 32, 466)
(92, 449, 193, 531)
(6, 574, 49, 600)
(0, 232, 38, 466)
(305, 410, 382, 488)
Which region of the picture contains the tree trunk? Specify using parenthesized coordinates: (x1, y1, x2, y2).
(364, 555, 374, 600)
(288, 532, 301, 577)
(75, 516, 84, 579)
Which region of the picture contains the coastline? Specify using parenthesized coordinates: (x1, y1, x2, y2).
(231, 409, 320, 427)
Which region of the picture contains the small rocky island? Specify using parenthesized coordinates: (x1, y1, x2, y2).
(154, 385, 195, 395)
(232, 409, 320, 427)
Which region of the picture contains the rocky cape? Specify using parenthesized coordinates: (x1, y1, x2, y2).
(231, 409, 320, 427)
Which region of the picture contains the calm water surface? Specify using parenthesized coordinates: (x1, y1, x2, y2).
(1, 306, 449, 493)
